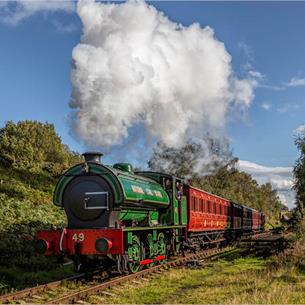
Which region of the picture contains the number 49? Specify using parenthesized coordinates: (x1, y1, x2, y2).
(72, 233, 85, 242)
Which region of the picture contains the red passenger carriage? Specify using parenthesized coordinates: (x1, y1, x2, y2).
(185, 186, 230, 232)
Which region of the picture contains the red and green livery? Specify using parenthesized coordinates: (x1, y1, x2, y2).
(36, 152, 264, 273)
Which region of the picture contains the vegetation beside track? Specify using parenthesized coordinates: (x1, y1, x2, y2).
(0, 121, 80, 292)
(0, 168, 76, 292)
(88, 245, 305, 304)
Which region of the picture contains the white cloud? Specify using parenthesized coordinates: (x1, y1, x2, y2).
(276, 103, 301, 113)
(237, 160, 295, 208)
(237, 41, 254, 62)
(261, 103, 271, 110)
(248, 70, 264, 80)
(0, 0, 75, 26)
(287, 77, 305, 87)
(259, 84, 285, 91)
(51, 19, 78, 33)
(70, 0, 259, 150)
(294, 124, 305, 135)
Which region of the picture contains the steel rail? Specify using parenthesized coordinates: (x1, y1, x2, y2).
(45, 247, 228, 304)
(0, 273, 87, 304)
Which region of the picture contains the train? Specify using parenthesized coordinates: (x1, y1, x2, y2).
(35, 152, 265, 273)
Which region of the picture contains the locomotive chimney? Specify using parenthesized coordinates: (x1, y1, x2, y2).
(82, 152, 103, 163)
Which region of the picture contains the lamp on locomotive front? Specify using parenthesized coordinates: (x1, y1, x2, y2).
(82, 151, 103, 163)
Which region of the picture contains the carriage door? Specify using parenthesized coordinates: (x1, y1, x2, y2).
(175, 179, 186, 225)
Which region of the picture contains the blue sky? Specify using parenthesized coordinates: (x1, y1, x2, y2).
(152, 1, 305, 168)
(0, 1, 304, 207)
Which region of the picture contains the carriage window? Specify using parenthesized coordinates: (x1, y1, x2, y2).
(192, 196, 196, 211)
(213, 202, 216, 214)
(207, 201, 211, 213)
(164, 178, 172, 190)
(220, 204, 223, 215)
(195, 198, 199, 211)
(199, 199, 204, 212)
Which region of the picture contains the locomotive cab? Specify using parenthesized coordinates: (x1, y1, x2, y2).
(135, 171, 187, 226)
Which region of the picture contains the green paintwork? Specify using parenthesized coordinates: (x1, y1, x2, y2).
(157, 232, 166, 256)
(53, 162, 169, 209)
(53, 163, 124, 206)
(147, 233, 155, 258)
(181, 196, 187, 225)
(119, 209, 149, 222)
(173, 194, 179, 225)
(127, 235, 141, 273)
(113, 163, 133, 173)
(53, 162, 188, 234)
(118, 209, 160, 226)
(149, 211, 159, 226)
(127, 231, 133, 244)
(118, 174, 169, 207)
(136, 172, 185, 226)
(122, 225, 185, 232)
(153, 230, 157, 241)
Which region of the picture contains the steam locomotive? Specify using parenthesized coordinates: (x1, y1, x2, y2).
(35, 152, 265, 273)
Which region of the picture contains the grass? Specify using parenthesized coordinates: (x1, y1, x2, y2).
(87, 250, 305, 304)
(0, 264, 75, 294)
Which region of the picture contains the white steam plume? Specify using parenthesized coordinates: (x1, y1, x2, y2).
(70, 0, 258, 154)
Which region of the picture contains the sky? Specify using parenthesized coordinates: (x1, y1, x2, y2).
(1, 0, 305, 208)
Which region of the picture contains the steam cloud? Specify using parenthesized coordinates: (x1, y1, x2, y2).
(70, 0, 258, 156)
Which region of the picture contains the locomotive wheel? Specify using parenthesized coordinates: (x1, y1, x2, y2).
(157, 233, 166, 263)
(146, 233, 155, 267)
(128, 235, 141, 273)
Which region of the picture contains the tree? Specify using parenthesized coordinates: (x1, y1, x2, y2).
(148, 137, 233, 179)
(199, 162, 282, 225)
(0, 120, 81, 175)
(292, 131, 305, 229)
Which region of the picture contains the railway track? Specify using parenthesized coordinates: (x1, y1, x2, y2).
(0, 273, 89, 304)
(239, 230, 289, 255)
(0, 246, 230, 304)
(0, 231, 280, 304)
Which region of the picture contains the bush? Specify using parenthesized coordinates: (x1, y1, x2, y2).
(0, 120, 81, 176)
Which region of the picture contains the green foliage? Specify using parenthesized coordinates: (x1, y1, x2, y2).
(0, 120, 81, 176)
(292, 131, 305, 231)
(0, 120, 78, 289)
(0, 191, 66, 281)
(148, 138, 233, 178)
